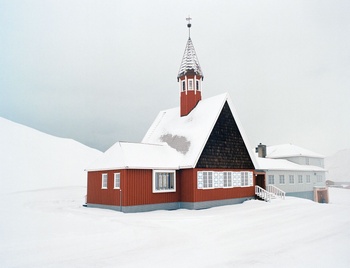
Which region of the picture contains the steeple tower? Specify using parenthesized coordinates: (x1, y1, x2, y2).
(177, 17, 203, 117)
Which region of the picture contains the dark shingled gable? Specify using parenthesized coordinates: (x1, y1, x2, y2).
(196, 101, 254, 169)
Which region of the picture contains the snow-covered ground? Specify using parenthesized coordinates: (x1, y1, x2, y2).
(1, 117, 350, 267)
(0, 187, 349, 267)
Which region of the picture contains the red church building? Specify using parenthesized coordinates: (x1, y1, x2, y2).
(86, 21, 260, 212)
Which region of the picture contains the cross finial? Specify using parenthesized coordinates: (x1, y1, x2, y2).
(186, 16, 192, 37)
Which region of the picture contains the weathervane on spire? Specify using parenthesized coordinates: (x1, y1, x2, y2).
(186, 16, 192, 37)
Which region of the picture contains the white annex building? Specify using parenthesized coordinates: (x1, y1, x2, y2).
(255, 143, 327, 202)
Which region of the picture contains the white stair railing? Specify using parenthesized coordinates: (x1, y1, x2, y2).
(267, 185, 285, 199)
(255, 185, 272, 202)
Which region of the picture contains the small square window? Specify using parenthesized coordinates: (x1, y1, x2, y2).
(153, 170, 176, 193)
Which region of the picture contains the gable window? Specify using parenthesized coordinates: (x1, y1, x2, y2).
(114, 173, 120, 189)
(298, 175, 303, 183)
(196, 80, 200, 91)
(102, 173, 108, 189)
(153, 170, 176, 193)
(268, 175, 274, 184)
(279, 175, 285, 184)
(289, 175, 295, 184)
(182, 81, 186, 91)
(188, 79, 193, 90)
(306, 175, 311, 183)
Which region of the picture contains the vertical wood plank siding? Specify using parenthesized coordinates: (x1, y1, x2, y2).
(87, 170, 124, 206)
(123, 170, 181, 206)
(87, 169, 181, 207)
(180, 168, 255, 202)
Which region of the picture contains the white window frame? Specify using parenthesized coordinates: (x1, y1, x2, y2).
(279, 175, 285, 184)
(152, 170, 176, 193)
(197, 171, 252, 189)
(114, 173, 120, 189)
(298, 175, 303, 184)
(188, 79, 194, 90)
(268, 175, 275, 185)
(102, 173, 108, 189)
(223, 172, 233, 188)
(317, 175, 323, 183)
(289, 175, 295, 184)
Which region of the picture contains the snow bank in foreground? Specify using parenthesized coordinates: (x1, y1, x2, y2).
(0, 117, 102, 193)
(0, 187, 349, 268)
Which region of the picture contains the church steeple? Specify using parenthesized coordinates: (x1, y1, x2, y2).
(178, 17, 203, 117)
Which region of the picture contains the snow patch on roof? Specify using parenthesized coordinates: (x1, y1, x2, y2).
(256, 157, 326, 172)
(86, 142, 182, 171)
(143, 93, 258, 169)
(267, 144, 325, 159)
(160, 134, 191, 155)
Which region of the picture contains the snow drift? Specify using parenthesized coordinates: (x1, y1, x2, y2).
(0, 117, 102, 193)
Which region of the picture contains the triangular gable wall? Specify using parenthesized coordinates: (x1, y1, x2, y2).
(196, 101, 255, 169)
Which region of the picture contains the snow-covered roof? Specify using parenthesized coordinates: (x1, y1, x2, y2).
(142, 93, 258, 169)
(177, 37, 203, 78)
(256, 157, 326, 172)
(86, 142, 182, 171)
(87, 93, 257, 171)
(266, 144, 325, 159)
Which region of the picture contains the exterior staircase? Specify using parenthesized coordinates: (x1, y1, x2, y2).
(255, 185, 285, 202)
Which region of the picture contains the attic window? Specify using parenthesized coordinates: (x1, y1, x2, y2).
(152, 170, 176, 193)
(196, 80, 200, 90)
(182, 81, 186, 91)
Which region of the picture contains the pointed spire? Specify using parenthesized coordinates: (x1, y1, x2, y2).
(177, 18, 203, 80)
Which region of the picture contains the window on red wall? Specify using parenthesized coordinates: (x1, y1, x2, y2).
(102, 173, 108, 189)
(114, 173, 120, 189)
(152, 170, 176, 193)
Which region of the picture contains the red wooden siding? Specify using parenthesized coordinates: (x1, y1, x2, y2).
(87, 169, 124, 206)
(87, 169, 181, 207)
(88, 168, 256, 209)
(180, 90, 202, 117)
(122, 169, 181, 206)
(180, 168, 256, 203)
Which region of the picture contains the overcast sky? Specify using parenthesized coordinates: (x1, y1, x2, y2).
(1, 0, 349, 156)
